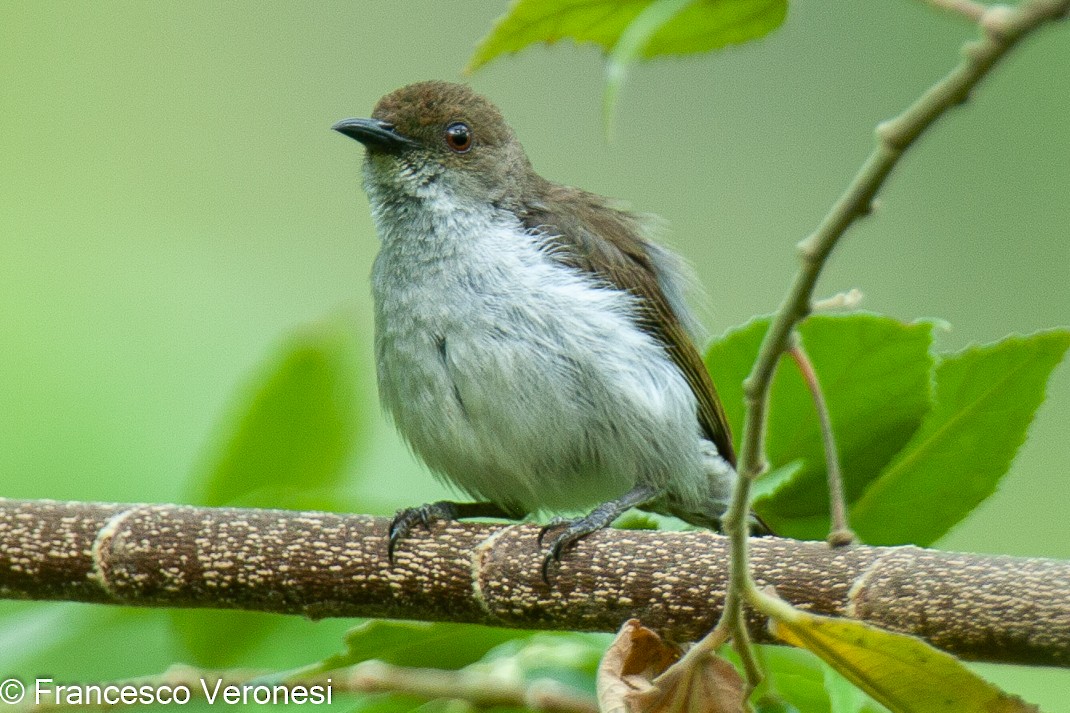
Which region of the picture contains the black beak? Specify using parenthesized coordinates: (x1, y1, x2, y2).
(332, 118, 414, 152)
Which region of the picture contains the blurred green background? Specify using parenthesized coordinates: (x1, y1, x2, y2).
(1, 1, 1067, 709)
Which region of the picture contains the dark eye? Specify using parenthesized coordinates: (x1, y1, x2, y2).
(444, 122, 472, 153)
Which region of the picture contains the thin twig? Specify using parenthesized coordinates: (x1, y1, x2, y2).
(788, 338, 855, 546)
(811, 288, 863, 312)
(730, 617, 763, 689)
(336, 661, 599, 713)
(16, 662, 598, 713)
(697, 0, 1070, 694)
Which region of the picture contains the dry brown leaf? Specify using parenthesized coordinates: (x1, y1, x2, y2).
(597, 619, 746, 713)
(598, 619, 681, 713)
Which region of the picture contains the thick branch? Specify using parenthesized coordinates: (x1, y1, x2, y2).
(1, 498, 1067, 668)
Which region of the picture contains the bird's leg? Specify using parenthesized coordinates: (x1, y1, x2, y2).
(388, 501, 523, 562)
(539, 483, 658, 581)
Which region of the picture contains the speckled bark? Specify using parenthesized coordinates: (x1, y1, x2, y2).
(1, 498, 1067, 667)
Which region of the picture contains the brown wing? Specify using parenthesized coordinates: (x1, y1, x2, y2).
(518, 182, 736, 466)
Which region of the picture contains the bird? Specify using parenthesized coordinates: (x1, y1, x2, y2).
(333, 81, 765, 576)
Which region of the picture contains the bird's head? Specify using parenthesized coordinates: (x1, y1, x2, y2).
(334, 81, 533, 206)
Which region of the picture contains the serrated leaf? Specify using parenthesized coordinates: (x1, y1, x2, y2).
(770, 609, 1038, 713)
(468, 0, 787, 73)
(318, 621, 534, 672)
(705, 314, 935, 537)
(188, 317, 366, 510)
(851, 329, 1070, 546)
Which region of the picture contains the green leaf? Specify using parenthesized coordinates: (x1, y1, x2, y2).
(173, 317, 368, 666)
(187, 316, 366, 510)
(770, 609, 1038, 713)
(704, 315, 768, 443)
(317, 621, 534, 672)
(851, 330, 1070, 546)
(752, 460, 804, 506)
(824, 663, 888, 713)
(614, 511, 664, 529)
(756, 701, 805, 713)
(170, 610, 285, 668)
(603, 0, 694, 134)
(496, 632, 609, 685)
(468, 0, 787, 73)
(752, 645, 830, 713)
(706, 314, 935, 537)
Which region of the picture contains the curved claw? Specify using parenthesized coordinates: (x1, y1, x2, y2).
(387, 502, 459, 563)
(387, 509, 419, 563)
(536, 485, 658, 584)
(538, 518, 604, 583)
(536, 516, 569, 547)
(386, 501, 525, 564)
(541, 550, 556, 584)
(540, 526, 581, 582)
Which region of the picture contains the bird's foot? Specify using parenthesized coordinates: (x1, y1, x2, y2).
(388, 500, 520, 563)
(536, 516, 571, 546)
(538, 484, 657, 582)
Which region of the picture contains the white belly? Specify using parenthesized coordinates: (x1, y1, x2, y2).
(370, 201, 707, 515)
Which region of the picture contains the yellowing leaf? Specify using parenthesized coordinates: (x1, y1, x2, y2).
(770, 609, 1038, 713)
